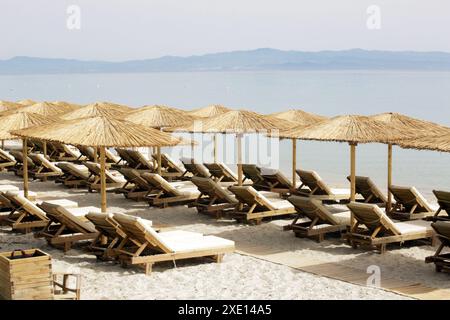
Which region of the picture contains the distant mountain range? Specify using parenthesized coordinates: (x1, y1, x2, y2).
(1, 48, 450, 74)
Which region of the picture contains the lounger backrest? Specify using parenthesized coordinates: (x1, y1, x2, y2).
(219, 163, 238, 181)
(348, 176, 387, 203)
(86, 212, 121, 239)
(77, 146, 96, 161)
(60, 143, 80, 158)
(229, 186, 275, 210)
(105, 149, 119, 163)
(9, 151, 35, 167)
(118, 168, 149, 190)
(141, 173, 180, 196)
(431, 222, 450, 242)
(56, 162, 90, 179)
(157, 153, 184, 173)
(191, 177, 237, 204)
(242, 164, 265, 184)
(288, 196, 340, 225)
(347, 202, 401, 235)
(0, 149, 15, 162)
(84, 162, 120, 183)
(127, 150, 153, 169)
(296, 170, 332, 195)
(390, 185, 433, 212)
(29, 153, 62, 173)
(39, 202, 97, 233)
(262, 170, 293, 189)
(433, 190, 450, 213)
(113, 212, 174, 253)
(5, 191, 48, 221)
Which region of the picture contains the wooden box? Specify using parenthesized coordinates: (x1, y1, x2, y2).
(0, 249, 53, 300)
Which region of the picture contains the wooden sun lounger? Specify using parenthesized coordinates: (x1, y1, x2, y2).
(346, 176, 387, 206)
(56, 162, 93, 188)
(204, 162, 238, 183)
(425, 221, 450, 273)
(345, 202, 435, 253)
(48, 142, 82, 162)
(125, 149, 154, 171)
(0, 186, 37, 205)
(83, 162, 126, 192)
(0, 191, 77, 233)
(114, 148, 141, 169)
(295, 169, 351, 202)
(152, 153, 184, 178)
(115, 168, 158, 201)
(37, 202, 100, 252)
(388, 185, 436, 220)
(261, 168, 295, 193)
(0, 149, 16, 171)
(190, 177, 238, 217)
(180, 158, 211, 180)
(141, 173, 200, 207)
(76, 146, 119, 165)
(29, 153, 63, 180)
(286, 196, 351, 242)
(431, 190, 450, 222)
(8, 150, 36, 176)
(242, 164, 271, 190)
(113, 212, 235, 275)
(229, 186, 296, 224)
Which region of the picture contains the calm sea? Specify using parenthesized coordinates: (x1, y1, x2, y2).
(1, 70, 450, 199)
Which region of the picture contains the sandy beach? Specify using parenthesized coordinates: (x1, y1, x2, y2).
(1, 172, 448, 300)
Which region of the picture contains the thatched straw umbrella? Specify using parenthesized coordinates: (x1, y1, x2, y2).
(0, 112, 57, 197)
(52, 101, 83, 109)
(125, 105, 198, 174)
(60, 102, 132, 121)
(172, 109, 289, 185)
(18, 101, 77, 117)
(16, 99, 37, 106)
(276, 115, 403, 220)
(0, 100, 22, 113)
(370, 112, 450, 211)
(395, 133, 450, 152)
(269, 109, 327, 186)
(188, 105, 232, 162)
(12, 116, 184, 212)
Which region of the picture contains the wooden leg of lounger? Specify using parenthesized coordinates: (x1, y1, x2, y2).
(213, 254, 224, 263)
(144, 263, 153, 275)
(378, 244, 387, 254)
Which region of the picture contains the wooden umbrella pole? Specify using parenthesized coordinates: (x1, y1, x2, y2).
(1, 140, 4, 149)
(191, 133, 195, 158)
(213, 134, 218, 163)
(157, 146, 162, 175)
(237, 133, 243, 186)
(100, 147, 107, 213)
(387, 143, 393, 213)
(93, 147, 98, 163)
(350, 142, 356, 202)
(22, 138, 29, 199)
(152, 146, 157, 169)
(292, 138, 297, 188)
(43, 141, 47, 158)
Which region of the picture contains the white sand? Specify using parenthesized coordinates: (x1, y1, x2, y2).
(2, 172, 446, 300)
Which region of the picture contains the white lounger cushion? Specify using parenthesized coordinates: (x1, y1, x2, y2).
(332, 211, 352, 226)
(7, 190, 37, 199)
(0, 185, 20, 193)
(40, 199, 78, 208)
(67, 206, 102, 217)
(395, 220, 433, 235)
(7, 191, 47, 217)
(269, 198, 295, 210)
(260, 167, 278, 175)
(34, 154, 63, 173)
(330, 188, 351, 196)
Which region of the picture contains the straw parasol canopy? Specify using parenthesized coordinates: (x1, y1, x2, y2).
(395, 132, 450, 153)
(369, 112, 450, 211)
(125, 105, 197, 128)
(16, 99, 37, 106)
(12, 115, 186, 212)
(270, 109, 328, 126)
(52, 101, 83, 109)
(188, 104, 231, 118)
(172, 109, 291, 185)
(15, 101, 76, 117)
(60, 102, 132, 120)
(0, 100, 22, 113)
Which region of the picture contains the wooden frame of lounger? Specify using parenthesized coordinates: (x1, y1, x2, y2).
(8, 150, 36, 176)
(190, 177, 238, 217)
(115, 168, 158, 201)
(47, 142, 82, 162)
(345, 202, 435, 253)
(141, 173, 200, 207)
(346, 175, 387, 206)
(37, 202, 99, 252)
(262, 170, 295, 194)
(204, 162, 238, 183)
(180, 159, 210, 180)
(430, 190, 450, 222)
(388, 185, 435, 220)
(55, 162, 93, 188)
(151, 153, 184, 177)
(84, 162, 125, 192)
(0, 192, 49, 232)
(0, 149, 16, 171)
(295, 169, 350, 202)
(125, 149, 154, 171)
(114, 148, 138, 168)
(425, 222, 450, 273)
(286, 196, 348, 242)
(114, 214, 234, 275)
(28, 153, 63, 180)
(229, 186, 296, 224)
(241, 164, 271, 190)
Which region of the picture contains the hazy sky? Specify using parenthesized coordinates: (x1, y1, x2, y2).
(1, 0, 449, 60)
